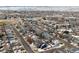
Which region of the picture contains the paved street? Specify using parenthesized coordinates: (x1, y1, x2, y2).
(12, 25, 34, 53)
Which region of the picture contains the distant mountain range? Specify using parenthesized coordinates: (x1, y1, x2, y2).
(0, 6, 79, 11)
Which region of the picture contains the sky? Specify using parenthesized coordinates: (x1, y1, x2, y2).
(0, 0, 78, 11)
(0, 0, 78, 6)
